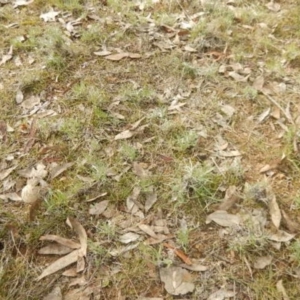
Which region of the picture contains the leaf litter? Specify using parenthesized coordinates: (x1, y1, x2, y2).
(2, 0, 300, 298)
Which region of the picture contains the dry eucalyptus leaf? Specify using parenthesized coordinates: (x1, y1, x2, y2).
(206, 210, 241, 227)
(37, 250, 79, 281)
(253, 255, 273, 269)
(109, 242, 139, 256)
(89, 200, 109, 216)
(104, 52, 130, 61)
(0, 192, 22, 201)
(180, 261, 208, 272)
(145, 191, 157, 212)
(0, 166, 16, 181)
(133, 162, 148, 178)
(38, 244, 73, 255)
(269, 196, 281, 229)
(228, 71, 249, 82)
(67, 217, 87, 257)
(257, 108, 270, 124)
(94, 50, 111, 56)
(126, 186, 142, 215)
(267, 230, 295, 242)
(138, 224, 157, 238)
(16, 90, 24, 104)
(207, 288, 236, 300)
(114, 130, 133, 140)
(276, 280, 290, 300)
(119, 232, 140, 244)
(281, 209, 299, 233)
(159, 266, 195, 295)
(253, 75, 264, 91)
(104, 52, 141, 60)
(50, 162, 74, 180)
(40, 235, 81, 249)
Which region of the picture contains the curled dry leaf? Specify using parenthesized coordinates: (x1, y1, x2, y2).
(114, 129, 134, 140)
(228, 71, 249, 82)
(16, 90, 24, 104)
(145, 191, 157, 212)
(253, 255, 273, 269)
(269, 196, 281, 229)
(207, 288, 236, 300)
(38, 243, 73, 255)
(119, 232, 140, 244)
(267, 230, 295, 242)
(132, 162, 148, 178)
(281, 209, 299, 233)
(109, 242, 139, 256)
(206, 210, 241, 227)
(126, 186, 144, 217)
(40, 235, 81, 249)
(50, 162, 74, 180)
(89, 200, 109, 216)
(67, 217, 87, 257)
(138, 224, 157, 238)
(104, 52, 141, 61)
(0, 166, 16, 181)
(276, 280, 290, 300)
(180, 261, 208, 272)
(159, 266, 195, 295)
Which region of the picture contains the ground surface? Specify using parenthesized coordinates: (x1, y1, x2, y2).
(1, 0, 300, 299)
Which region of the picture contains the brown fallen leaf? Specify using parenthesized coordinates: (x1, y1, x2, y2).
(50, 162, 74, 180)
(0, 166, 17, 181)
(37, 250, 79, 281)
(67, 217, 87, 256)
(228, 71, 249, 82)
(114, 130, 134, 140)
(104, 52, 141, 61)
(206, 210, 241, 227)
(267, 230, 295, 242)
(276, 280, 290, 300)
(89, 200, 109, 216)
(253, 255, 273, 269)
(138, 224, 157, 238)
(38, 243, 73, 255)
(281, 209, 299, 233)
(159, 266, 195, 295)
(269, 195, 281, 229)
(145, 191, 157, 212)
(40, 235, 81, 249)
